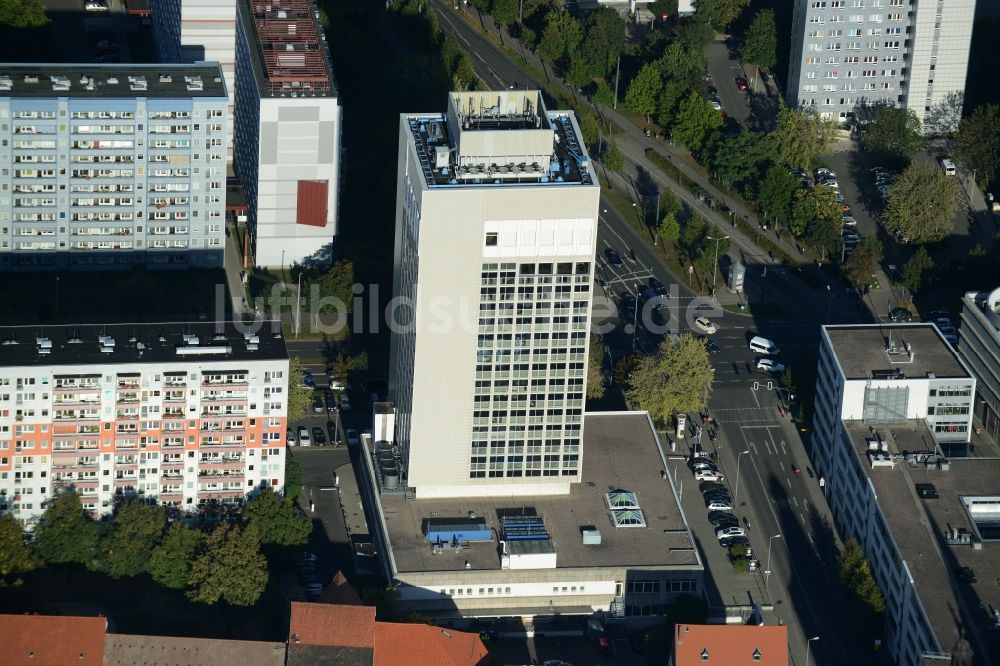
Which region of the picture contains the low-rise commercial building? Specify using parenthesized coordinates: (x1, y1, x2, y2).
(811, 324, 1000, 665)
(0, 64, 228, 269)
(959, 288, 1000, 444)
(0, 320, 288, 524)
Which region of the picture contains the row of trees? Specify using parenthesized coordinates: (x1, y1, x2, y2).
(0, 485, 310, 606)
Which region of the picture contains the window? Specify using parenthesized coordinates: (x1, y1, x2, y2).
(485, 232, 498, 247)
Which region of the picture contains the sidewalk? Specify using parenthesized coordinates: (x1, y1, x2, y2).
(224, 225, 249, 315)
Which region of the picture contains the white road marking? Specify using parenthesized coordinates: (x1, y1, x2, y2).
(778, 461, 785, 472)
(472, 49, 486, 63)
(781, 441, 787, 456)
(787, 478, 792, 489)
(792, 497, 799, 508)
(750, 387, 760, 408)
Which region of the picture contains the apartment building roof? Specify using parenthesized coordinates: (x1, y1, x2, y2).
(824, 324, 971, 381)
(380, 412, 700, 574)
(104, 634, 286, 665)
(0, 320, 287, 366)
(0, 64, 226, 98)
(673, 624, 788, 666)
(963, 287, 1000, 336)
(237, 0, 337, 98)
(0, 613, 106, 665)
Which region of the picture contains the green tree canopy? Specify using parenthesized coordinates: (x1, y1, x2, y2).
(681, 213, 708, 257)
(790, 186, 840, 236)
(955, 104, 1000, 189)
(603, 141, 625, 174)
(899, 247, 934, 296)
(328, 351, 369, 386)
(673, 90, 723, 154)
(883, 161, 961, 244)
(0, 0, 49, 28)
(626, 334, 714, 425)
(284, 451, 305, 504)
(0, 513, 38, 586)
(624, 63, 663, 121)
(316, 259, 355, 313)
(287, 357, 314, 421)
(657, 41, 705, 85)
(707, 130, 775, 188)
(837, 539, 886, 615)
(651, 0, 679, 19)
(658, 211, 681, 244)
(844, 243, 877, 287)
(102, 501, 166, 578)
(859, 103, 924, 162)
(586, 334, 607, 400)
(490, 0, 519, 25)
(696, 0, 749, 31)
(31, 491, 99, 567)
(757, 166, 801, 226)
(740, 9, 777, 69)
(803, 218, 842, 261)
(148, 523, 202, 589)
(772, 105, 838, 172)
(244, 487, 312, 546)
(538, 9, 582, 71)
(577, 108, 601, 151)
(188, 523, 268, 606)
(578, 8, 625, 79)
(655, 79, 694, 129)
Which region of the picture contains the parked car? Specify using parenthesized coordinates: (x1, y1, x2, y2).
(915, 483, 939, 499)
(297, 426, 311, 447)
(346, 428, 360, 446)
(705, 339, 721, 354)
(303, 371, 315, 388)
(717, 526, 747, 540)
(287, 428, 297, 446)
(691, 462, 718, 474)
(339, 393, 352, 411)
(757, 359, 786, 374)
(312, 427, 327, 446)
(325, 391, 338, 412)
(710, 99, 723, 111)
(706, 498, 734, 512)
(842, 215, 858, 227)
(605, 248, 623, 268)
(85, 0, 109, 10)
(694, 316, 718, 334)
(312, 394, 325, 413)
(956, 566, 977, 583)
(700, 481, 726, 494)
(888, 307, 912, 322)
(704, 493, 733, 507)
(720, 535, 750, 549)
(696, 470, 725, 483)
(710, 514, 741, 529)
(815, 167, 836, 180)
(735, 77, 749, 92)
(649, 277, 668, 296)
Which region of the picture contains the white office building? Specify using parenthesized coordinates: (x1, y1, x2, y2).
(0, 320, 289, 525)
(388, 90, 600, 499)
(152, 0, 238, 164)
(233, 0, 341, 268)
(809, 324, 1000, 665)
(0, 63, 228, 269)
(959, 287, 1000, 444)
(786, 0, 977, 127)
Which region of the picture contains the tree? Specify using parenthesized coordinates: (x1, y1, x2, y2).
(284, 451, 305, 504)
(626, 334, 715, 426)
(757, 166, 801, 228)
(244, 487, 312, 547)
(187, 523, 268, 606)
(657, 42, 704, 85)
(861, 235, 884, 263)
(899, 247, 934, 296)
(0, 0, 49, 28)
(490, 0, 519, 26)
(673, 91, 723, 154)
(31, 491, 99, 567)
(613, 352, 643, 391)
(624, 63, 663, 122)
(696, 0, 749, 31)
(681, 214, 707, 257)
(955, 104, 1000, 189)
(859, 103, 923, 162)
(577, 108, 601, 151)
(538, 10, 582, 71)
(772, 105, 838, 172)
(578, 8, 625, 79)
(837, 539, 886, 615)
(843, 243, 877, 287)
(655, 79, 694, 129)
(658, 211, 681, 244)
(603, 141, 625, 174)
(883, 162, 961, 244)
(803, 218, 842, 261)
(651, 0, 679, 19)
(0, 514, 38, 586)
(740, 10, 776, 69)
(586, 335, 607, 400)
(789, 187, 840, 237)
(708, 130, 775, 189)
(287, 357, 314, 421)
(102, 501, 166, 578)
(923, 91, 965, 138)
(316, 259, 355, 313)
(328, 351, 368, 386)
(148, 523, 202, 590)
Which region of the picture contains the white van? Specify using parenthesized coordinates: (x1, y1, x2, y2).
(749, 336, 780, 355)
(940, 158, 957, 176)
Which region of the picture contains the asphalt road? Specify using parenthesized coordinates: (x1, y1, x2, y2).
(705, 41, 751, 126)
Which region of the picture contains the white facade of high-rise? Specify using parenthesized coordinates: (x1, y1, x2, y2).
(152, 0, 238, 164)
(233, 0, 341, 268)
(787, 0, 976, 127)
(388, 91, 600, 499)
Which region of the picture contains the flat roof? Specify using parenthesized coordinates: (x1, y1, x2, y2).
(0, 64, 226, 99)
(846, 420, 939, 458)
(379, 412, 700, 574)
(824, 324, 970, 381)
(0, 320, 287, 367)
(104, 634, 286, 665)
(861, 451, 1000, 662)
(237, 0, 337, 98)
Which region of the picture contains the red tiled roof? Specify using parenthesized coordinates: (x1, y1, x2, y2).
(0, 613, 106, 665)
(674, 624, 788, 666)
(289, 601, 375, 649)
(317, 570, 364, 606)
(374, 622, 488, 666)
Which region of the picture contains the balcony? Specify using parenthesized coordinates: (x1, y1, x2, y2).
(199, 460, 244, 471)
(199, 440, 245, 450)
(162, 411, 186, 420)
(117, 379, 140, 389)
(116, 412, 140, 421)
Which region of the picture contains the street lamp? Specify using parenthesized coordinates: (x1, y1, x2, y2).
(805, 636, 820, 666)
(734, 449, 750, 504)
(825, 284, 832, 321)
(765, 533, 782, 588)
(707, 235, 730, 299)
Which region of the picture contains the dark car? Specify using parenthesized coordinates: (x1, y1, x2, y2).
(706, 339, 721, 354)
(312, 395, 324, 413)
(956, 566, 977, 583)
(620, 292, 637, 312)
(649, 277, 668, 296)
(888, 307, 912, 322)
(327, 422, 340, 444)
(704, 493, 732, 506)
(303, 371, 315, 388)
(720, 535, 750, 549)
(735, 77, 749, 92)
(605, 248, 624, 268)
(699, 481, 726, 494)
(312, 427, 327, 446)
(708, 511, 739, 527)
(325, 391, 338, 412)
(916, 483, 939, 499)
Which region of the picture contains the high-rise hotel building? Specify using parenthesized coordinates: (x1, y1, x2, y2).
(0, 321, 288, 524)
(388, 91, 600, 499)
(0, 63, 228, 269)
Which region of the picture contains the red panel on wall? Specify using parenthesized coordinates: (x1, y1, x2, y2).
(296, 180, 329, 228)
